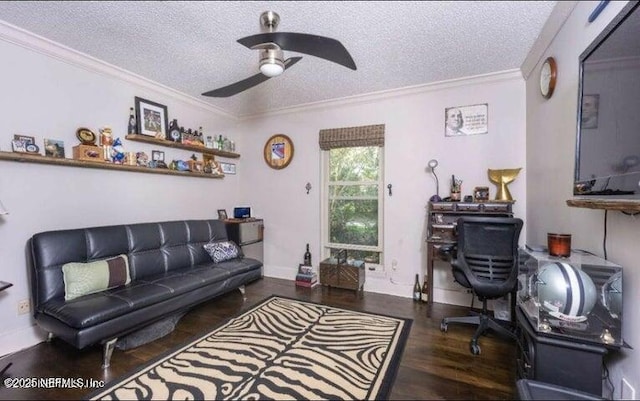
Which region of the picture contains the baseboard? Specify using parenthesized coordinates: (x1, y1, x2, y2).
(0, 324, 46, 359)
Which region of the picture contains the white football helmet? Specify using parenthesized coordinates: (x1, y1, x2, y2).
(536, 262, 597, 322)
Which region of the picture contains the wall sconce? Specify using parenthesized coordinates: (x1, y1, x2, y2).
(427, 159, 441, 202)
(0, 199, 8, 215)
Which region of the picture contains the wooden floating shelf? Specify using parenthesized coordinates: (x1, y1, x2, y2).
(125, 134, 240, 159)
(0, 151, 224, 179)
(566, 198, 640, 212)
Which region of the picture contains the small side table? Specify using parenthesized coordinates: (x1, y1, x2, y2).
(0, 281, 13, 379)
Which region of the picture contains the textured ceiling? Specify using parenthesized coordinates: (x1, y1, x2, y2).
(0, 1, 557, 118)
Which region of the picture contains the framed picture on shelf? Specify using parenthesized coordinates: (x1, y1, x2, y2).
(220, 162, 236, 175)
(134, 96, 168, 138)
(217, 209, 228, 220)
(43, 139, 65, 158)
(14, 134, 35, 144)
(151, 150, 165, 162)
(11, 139, 27, 153)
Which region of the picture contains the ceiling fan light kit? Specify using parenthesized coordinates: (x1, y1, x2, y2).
(259, 48, 285, 77)
(202, 10, 356, 98)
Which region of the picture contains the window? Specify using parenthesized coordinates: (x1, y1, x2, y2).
(319, 124, 385, 265)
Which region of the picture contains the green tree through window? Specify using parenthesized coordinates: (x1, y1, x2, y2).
(325, 146, 383, 264)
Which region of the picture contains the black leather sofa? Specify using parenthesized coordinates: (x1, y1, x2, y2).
(29, 219, 262, 367)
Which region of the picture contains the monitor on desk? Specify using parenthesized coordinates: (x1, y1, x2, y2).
(233, 207, 251, 219)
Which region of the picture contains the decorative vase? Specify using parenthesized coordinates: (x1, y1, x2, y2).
(488, 168, 522, 201)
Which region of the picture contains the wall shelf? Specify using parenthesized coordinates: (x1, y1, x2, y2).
(125, 134, 240, 159)
(0, 151, 224, 179)
(566, 198, 640, 212)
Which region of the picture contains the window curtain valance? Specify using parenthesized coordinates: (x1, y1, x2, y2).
(318, 124, 385, 150)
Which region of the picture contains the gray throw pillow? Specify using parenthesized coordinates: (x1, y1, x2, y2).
(203, 240, 243, 263)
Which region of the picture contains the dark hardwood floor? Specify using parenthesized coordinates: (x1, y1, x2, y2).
(0, 277, 518, 400)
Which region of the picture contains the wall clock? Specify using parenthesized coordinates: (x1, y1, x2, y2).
(540, 56, 557, 99)
(263, 134, 294, 169)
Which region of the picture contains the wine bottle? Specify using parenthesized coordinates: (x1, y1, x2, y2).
(127, 107, 136, 135)
(413, 274, 421, 302)
(304, 243, 312, 266)
(421, 278, 429, 303)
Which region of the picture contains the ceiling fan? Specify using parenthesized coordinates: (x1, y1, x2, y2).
(202, 11, 357, 98)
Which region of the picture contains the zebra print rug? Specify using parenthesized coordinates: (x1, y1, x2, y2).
(87, 296, 411, 400)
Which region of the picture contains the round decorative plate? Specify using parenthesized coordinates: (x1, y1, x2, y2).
(25, 143, 40, 154)
(263, 134, 294, 170)
(76, 127, 97, 145)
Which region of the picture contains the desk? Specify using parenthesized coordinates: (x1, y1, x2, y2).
(425, 201, 514, 316)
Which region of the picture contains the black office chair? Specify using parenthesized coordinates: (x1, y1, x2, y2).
(440, 216, 523, 355)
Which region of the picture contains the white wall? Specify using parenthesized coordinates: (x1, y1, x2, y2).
(0, 14, 530, 363)
(0, 31, 241, 356)
(237, 73, 527, 302)
(526, 1, 638, 398)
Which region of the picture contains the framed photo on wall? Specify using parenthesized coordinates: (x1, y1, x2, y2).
(444, 103, 488, 137)
(220, 162, 236, 175)
(135, 97, 168, 138)
(263, 134, 294, 169)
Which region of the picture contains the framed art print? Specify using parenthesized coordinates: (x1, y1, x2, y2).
(43, 138, 65, 158)
(135, 97, 168, 138)
(220, 162, 236, 175)
(444, 103, 488, 137)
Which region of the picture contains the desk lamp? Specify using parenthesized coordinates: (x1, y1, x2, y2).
(428, 159, 441, 202)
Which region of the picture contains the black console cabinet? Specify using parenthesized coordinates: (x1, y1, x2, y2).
(516, 306, 608, 396)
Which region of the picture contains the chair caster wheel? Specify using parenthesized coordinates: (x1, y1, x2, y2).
(470, 342, 481, 355)
(440, 321, 448, 332)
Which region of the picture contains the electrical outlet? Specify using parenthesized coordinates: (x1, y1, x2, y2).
(17, 299, 31, 315)
(622, 377, 635, 400)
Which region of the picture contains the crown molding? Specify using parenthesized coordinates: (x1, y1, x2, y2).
(521, 1, 578, 80)
(0, 20, 237, 121)
(239, 69, 524, 120)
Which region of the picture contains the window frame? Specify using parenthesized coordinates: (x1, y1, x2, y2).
(320, 146, 384, 266)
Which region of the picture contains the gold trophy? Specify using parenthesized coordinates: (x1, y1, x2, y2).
(488, 168, 521, 201)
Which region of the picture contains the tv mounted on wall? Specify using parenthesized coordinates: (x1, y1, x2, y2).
(574, 2, 640, 197)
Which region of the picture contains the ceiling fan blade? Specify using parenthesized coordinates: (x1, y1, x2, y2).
(238, 32, 356, 71)
(202, 57, 302, 97)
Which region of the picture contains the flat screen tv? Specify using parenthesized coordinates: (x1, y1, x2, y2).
(574, 2, 640, 197)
